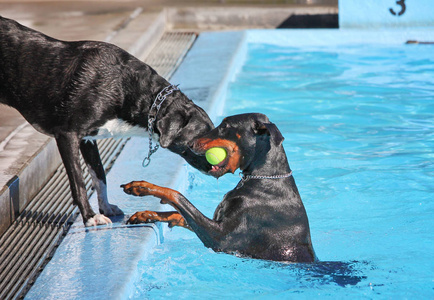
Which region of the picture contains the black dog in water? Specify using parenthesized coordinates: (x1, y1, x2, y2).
(123, 113, 316, 262)
(0, 16, 214, 226)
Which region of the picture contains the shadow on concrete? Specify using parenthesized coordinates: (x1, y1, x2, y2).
(277, 13, 338, 28)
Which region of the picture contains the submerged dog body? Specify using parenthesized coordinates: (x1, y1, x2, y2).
(124, 113, 316, 262)
(0, 16, 214, 226)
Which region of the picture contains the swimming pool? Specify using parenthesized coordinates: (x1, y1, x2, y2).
(128, 33, 434, 298)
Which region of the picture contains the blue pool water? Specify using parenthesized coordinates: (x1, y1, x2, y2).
(128, 39, 434, 298)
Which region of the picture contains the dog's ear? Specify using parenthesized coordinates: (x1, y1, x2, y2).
(254, 121, 284, 146)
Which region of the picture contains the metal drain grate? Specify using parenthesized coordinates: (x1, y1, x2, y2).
(142, 32, 197, 79)
(0, 31, 196, 300)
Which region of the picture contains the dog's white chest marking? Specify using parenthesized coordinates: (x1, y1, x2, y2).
(84, 119, 153, 140)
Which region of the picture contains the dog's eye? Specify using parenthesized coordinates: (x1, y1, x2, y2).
(220, 123, 228, 129)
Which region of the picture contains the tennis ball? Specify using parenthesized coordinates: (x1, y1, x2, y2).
(205, 147, 227, 165)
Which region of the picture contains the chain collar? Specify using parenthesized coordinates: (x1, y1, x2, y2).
(142, 84, 179, 167)
(237, 170, 293, 188)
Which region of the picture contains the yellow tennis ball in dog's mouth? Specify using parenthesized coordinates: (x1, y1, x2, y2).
(205, 147, 227, 165)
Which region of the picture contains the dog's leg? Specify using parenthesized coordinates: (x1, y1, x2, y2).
(121, 181, 224, 249)
(56, 133, 111, 226)
(128, 211, 190, 229)
(121, 181, 180, 200)
(80, 140, 123, 216)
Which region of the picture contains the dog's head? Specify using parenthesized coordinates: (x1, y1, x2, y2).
(155, 99, 215, 172)
(190, 113, 284, 178)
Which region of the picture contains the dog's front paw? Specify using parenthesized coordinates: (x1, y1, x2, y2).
(85, 214, 112, 226)
(121, 181, 153, 196)
(127, 211, 158, 224)
(99, 203, 124, 216)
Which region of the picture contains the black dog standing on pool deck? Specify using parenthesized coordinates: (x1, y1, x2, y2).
(0, 16, 214, 226)
(123, 113, 316, 262)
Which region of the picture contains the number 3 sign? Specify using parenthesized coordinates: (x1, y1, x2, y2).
(390, 0, 406, 16)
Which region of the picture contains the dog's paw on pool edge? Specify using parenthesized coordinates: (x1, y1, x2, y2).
(85, 214, 112, 227)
